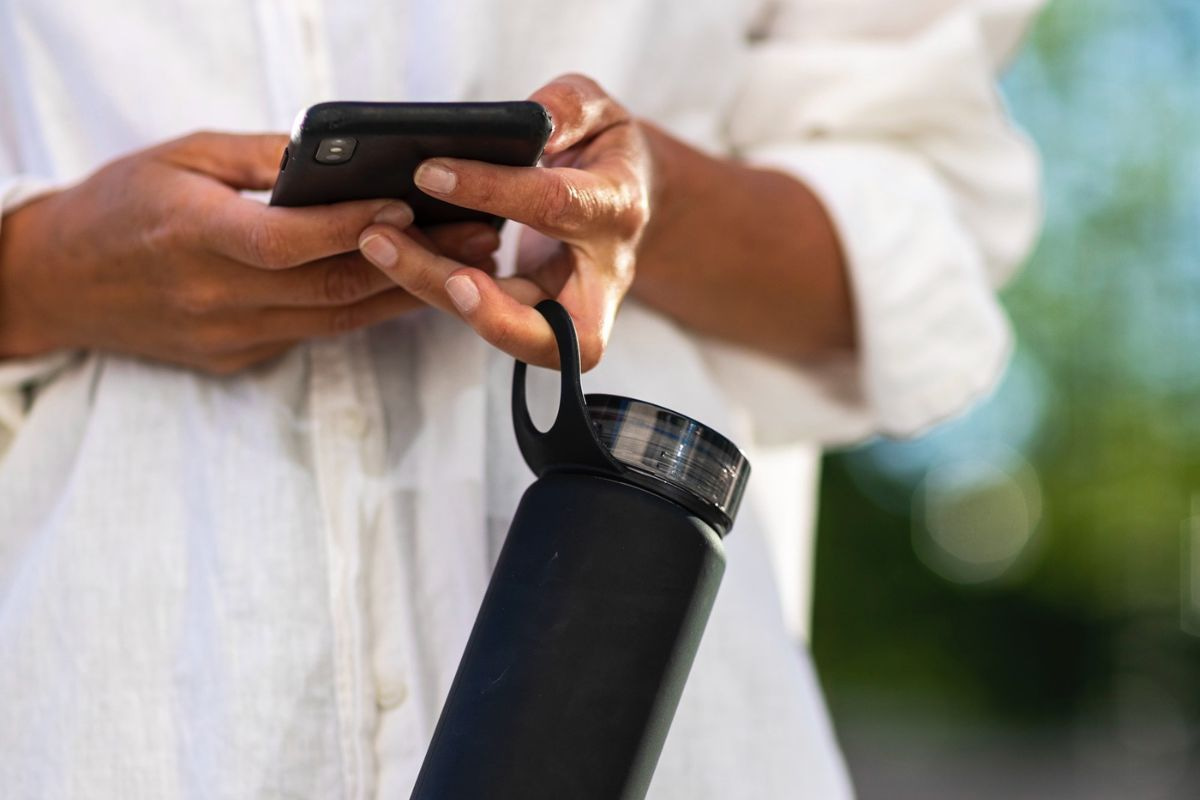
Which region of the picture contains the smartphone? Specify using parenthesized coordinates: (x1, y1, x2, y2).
(270, 101, 552, 228)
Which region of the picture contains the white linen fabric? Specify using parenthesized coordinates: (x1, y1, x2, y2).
(0, 0, 1043, 797)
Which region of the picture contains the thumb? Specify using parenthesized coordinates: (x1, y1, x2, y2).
(155, 131, 289, 191)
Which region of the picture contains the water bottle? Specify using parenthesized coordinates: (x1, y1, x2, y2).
(410, 301, 751, 800)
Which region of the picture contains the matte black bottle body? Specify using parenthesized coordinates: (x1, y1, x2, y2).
(409, 470, 725, 800)
(409, 301, 750, 800)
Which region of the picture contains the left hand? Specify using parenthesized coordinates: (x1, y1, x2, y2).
(356, 74, 653, 371)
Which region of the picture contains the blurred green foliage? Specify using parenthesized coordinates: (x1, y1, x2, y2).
(812, 0, 1200, 745)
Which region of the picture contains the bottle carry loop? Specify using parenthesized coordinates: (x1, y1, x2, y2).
(511, 300, 624, 478)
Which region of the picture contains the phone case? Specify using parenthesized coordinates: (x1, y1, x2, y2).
(269, 101, 552, 229)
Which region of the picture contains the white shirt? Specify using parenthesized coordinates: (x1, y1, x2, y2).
(0, 1, 1042, 798)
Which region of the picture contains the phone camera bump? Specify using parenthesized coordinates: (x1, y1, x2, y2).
(315, 136, 357, 164)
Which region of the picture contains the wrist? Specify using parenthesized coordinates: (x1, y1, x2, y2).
(0, 194, 65, 358)
(637, 121, 689, 258)
(632, 122, 733, 298)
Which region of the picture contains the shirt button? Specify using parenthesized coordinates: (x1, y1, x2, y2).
(377, 677, 409, 710)
(337, 408, 368, 439)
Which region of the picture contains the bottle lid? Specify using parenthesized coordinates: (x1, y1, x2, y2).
(586, 394, 751, 530)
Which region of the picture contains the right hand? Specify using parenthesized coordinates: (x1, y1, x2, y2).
(0, 132, 502, 374)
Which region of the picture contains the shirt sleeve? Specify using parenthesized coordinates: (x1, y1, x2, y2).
(0, 173, 73, 454)
(701, 0, 1045, 445)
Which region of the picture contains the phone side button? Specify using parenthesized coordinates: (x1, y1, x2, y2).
(279, 147, 290, 171)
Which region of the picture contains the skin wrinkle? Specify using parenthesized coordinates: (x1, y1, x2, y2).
(0, 75, 851, 373)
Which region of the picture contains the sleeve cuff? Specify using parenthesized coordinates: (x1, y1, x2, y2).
(701, 141, 1013, 444)
(1, 174, 60, 216)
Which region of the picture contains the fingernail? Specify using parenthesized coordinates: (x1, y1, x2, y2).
(373, 201, 413, 228)
(460, 232, 500, 261)
(415, 162, 457, 194)
(360, 233, 398, 268)
(445, 275, 480, 314)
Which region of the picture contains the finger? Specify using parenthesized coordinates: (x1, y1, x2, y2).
(194, 342, 295, 376)
(528, 75, 630, 154)
(209, 196, 414, 270)
(403, 228, 496, 275)
(359, 221, 612, 369)
(422, 222, 502, 262)
(444, 268, 557, 366)
(241, 288, 425, 345)
(413, 158, 629, 239)
(157, 131, 290, 191)
(443, 268, 610, 372)
(358, 224, 466, 314)
(214, 252, 399, 309)
(463, 255, 500, 275)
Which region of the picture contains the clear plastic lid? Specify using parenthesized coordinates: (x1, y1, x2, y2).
(586, 394, 751, 528)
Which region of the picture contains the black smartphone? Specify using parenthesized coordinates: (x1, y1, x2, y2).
(270, 101, 552, 228)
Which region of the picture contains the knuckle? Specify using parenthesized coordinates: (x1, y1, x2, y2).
(488, 316, 515, 352)
(555, 80, 588, 118)
(487, 316, 526, 361)
(610, 165, 651, 235)
(397, 257, 440, 299)
(464, 172, 501, 211)
(173, 281, 226, 316)
(140, 215, 191, 255)
(325, 213, 360, 253)
(543, 75, 617, 133)
(533, 178, 576, 231)
(322, 261, 372, 305)
(623, 203, 650, 239)
(550, 74, 599, 113)
(247, 219, 291, 269)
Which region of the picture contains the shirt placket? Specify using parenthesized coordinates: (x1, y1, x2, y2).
(309, 331, 382, 800)
(252, 2, 378, 797)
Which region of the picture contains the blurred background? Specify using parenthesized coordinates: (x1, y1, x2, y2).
(810, 1, 1200, 797)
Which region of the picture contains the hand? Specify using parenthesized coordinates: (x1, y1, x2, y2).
(356, 74, 653, 371)
(0, 132, 501, 373)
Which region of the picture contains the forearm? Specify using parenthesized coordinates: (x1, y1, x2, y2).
(633, 123, 855, 363)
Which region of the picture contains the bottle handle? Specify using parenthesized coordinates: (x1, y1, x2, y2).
(512, 300, 623, 476)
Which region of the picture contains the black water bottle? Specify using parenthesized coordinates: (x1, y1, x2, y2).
(410, 301, 751, 800)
